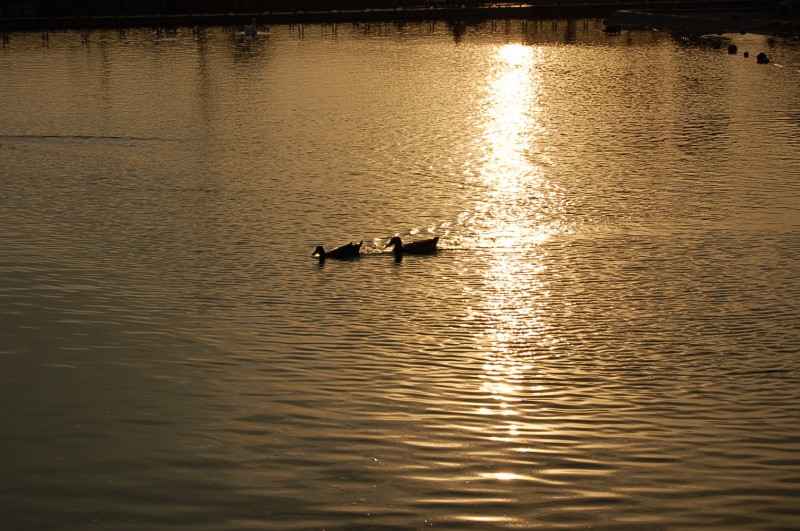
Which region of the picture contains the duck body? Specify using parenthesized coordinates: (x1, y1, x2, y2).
(387, 236, 439, 259)
(313, 241, 362, 261)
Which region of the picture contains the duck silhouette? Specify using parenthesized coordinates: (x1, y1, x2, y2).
(244, 19, 257, 37)
(313, 241, 362, 262)
(386, 236, 439, 261)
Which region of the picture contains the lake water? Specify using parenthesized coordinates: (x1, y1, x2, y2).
(1, 19, 800, 529)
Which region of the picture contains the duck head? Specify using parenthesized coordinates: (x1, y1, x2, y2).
(387, 236, 403, 262)
(387, 236, 402, 249)
(312, 246, 325, 257)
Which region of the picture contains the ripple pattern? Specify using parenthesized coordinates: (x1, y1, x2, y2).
(2, 21, 800, 530)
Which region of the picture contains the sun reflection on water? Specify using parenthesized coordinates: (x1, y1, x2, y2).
(468, 44, 561, 445)
(466, 44, 563, 248)
(481, 44, 544, 189)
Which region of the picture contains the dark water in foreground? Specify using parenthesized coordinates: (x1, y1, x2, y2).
(1, 21, 800, 529)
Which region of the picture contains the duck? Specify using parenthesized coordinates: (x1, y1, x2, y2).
(244, 19, 257, 37)
(386, 236, 439, 261)
(313, 241, 362, 262)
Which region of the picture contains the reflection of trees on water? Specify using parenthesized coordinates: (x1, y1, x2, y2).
(218, 24, 271, 64)
(271, 18, 672, 44)
(439, 18, 667, 46)
(193, 28, 214, 130)
(563, 18, 575, 42)
(448, 20, 466, 44)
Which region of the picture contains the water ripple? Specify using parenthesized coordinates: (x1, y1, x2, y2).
(2, 22, 800, 531)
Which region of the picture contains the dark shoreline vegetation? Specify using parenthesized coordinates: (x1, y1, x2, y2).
(1, 0, 797, 35)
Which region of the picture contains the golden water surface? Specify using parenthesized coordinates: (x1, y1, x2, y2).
(1, 20, 800, 529)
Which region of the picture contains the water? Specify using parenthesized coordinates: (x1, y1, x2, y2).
(1, 20, 800, 529)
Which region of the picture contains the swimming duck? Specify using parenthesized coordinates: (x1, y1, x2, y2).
(387, 236, 439, 260)
(244, 19, 257, 37)
(313, 241, 362, 262)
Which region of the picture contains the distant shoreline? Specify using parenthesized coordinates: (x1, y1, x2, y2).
(0, 4, 621, 32)
(2, 1, 795, 34)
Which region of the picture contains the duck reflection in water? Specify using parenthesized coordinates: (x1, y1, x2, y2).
(386, 235, 439, 262)
(312, 241, 362, 264)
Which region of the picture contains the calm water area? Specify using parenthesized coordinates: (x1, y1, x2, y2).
(2, 19, 800, 529)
